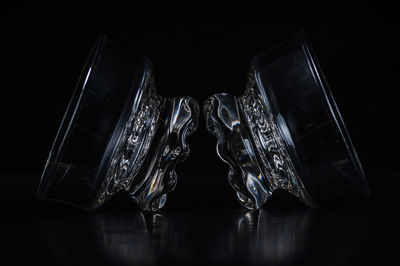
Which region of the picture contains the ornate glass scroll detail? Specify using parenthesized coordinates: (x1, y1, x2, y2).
(204, 72, 312, 210)
(99, 68, 199, 211)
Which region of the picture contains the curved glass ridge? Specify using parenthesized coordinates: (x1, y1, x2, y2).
(204, 31, 369, 210)
(37, 35, 199, 211)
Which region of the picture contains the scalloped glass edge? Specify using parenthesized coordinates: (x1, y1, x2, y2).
(97, 66, 199, 211)
(204, 32, 369, 210)
(37, 35, 199, 211)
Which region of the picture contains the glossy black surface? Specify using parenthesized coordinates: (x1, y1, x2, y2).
(1, 171, 398, 265)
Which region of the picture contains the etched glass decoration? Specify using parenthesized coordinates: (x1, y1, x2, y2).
(37, 35, 199, 211)
(204, 32, 369, 210)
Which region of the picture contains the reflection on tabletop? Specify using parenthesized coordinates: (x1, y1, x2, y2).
(88, 208, 376, 265)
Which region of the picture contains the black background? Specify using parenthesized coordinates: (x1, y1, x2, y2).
(1, 3, 399, 265)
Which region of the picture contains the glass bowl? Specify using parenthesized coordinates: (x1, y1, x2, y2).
(38, 35, 199, 211)
(204, 31, 369, 210)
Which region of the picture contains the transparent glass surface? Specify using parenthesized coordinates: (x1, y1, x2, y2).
(204, 31, 369, 210)
(38, 35, 199, 211)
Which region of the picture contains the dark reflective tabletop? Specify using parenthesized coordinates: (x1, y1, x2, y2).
(1, 171, 398, 265)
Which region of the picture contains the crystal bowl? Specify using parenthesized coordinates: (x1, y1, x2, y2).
(38, 35, 199, 211)
(204, 31, 369, 210)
